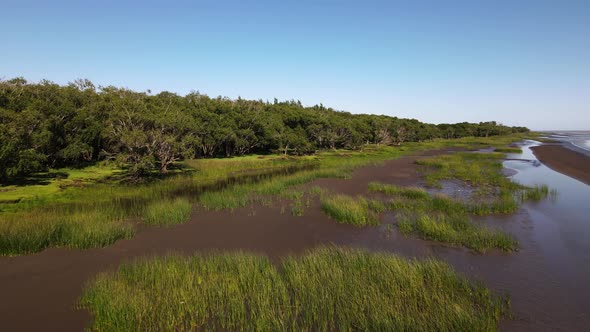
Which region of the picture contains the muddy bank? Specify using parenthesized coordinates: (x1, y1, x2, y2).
(531, 144, 590, 185)
(0, 150, 448, 332)
(1, 146, 589, 331)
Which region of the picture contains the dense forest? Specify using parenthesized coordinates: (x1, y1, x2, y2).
(0, 78, 528, 180)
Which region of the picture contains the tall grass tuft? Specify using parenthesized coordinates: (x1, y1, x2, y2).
(368, 182, 429, 199)
(370, 181, 521, 252)
(517, 185, 550, 202)
(141, 198, 192, 226)
(80, 247, 509, 331)
(0, 210, 134, 255)
(320, 194, 379, 226)
(398, 213, 518, 253)
(0, 135, 536, 255)
(494, 147, 522, 153)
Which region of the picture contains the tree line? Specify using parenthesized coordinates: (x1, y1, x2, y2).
(0, 78, 529, 180)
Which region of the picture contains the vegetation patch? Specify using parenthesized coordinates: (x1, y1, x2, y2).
(80, 247, 509, 331)
(415, 152, 550, 209)
(0, 136, 533, 255)
(398, 213, 518, 253)
(321, 194, 380, 226)
(369, 182, 429, 199)
(516, 184, 555, 202)
(142, 198, 192, 226)
(0, 209, 134, 255)
(494, 147, 522, 153)
(369, 150, 553, 252)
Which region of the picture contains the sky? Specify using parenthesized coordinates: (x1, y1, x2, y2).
(1, 0, 589, 130)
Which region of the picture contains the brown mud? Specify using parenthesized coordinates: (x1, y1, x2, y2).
(0, 147, 588, 331)
(531, 144, 590, 185)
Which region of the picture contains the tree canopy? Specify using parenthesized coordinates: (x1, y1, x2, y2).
(0, 78, 528, 180)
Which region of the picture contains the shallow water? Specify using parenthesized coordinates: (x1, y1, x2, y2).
(0, 145, 588, 331)
(545, 130, 590, 155)
(347, 140, 590, 331)
(501, 141, 590, 329)
(446, 141, 589, 330)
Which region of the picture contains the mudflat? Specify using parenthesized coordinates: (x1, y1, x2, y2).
(0, 151, 447, 332)
(2, 145, 589, 331)
(531, 144, 590, 185)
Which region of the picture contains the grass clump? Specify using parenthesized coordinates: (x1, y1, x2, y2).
(370, 182, 520, 252)
(494, 146, 522, 153)
(141, 198, 192, 226)
(321, 194, 379, 226)
(398, 213, 518, 253)
(368, 182, 429, 200)
(517, 184, 552, 202)
(0, 135, 532, 255)
(80, 247, 509, 331)
(0, 210, 134, 255)
(415, 152, 513, 189)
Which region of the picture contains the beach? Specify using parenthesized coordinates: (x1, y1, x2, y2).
(531, 144, 590, 185)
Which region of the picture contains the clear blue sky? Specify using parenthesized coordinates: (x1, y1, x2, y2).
(1, 0, 589, 130)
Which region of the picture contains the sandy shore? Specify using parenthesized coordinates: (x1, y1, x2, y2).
(531, 144, 590, 185)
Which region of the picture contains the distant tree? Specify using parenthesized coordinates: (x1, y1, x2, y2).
(0, 77, 528, 181)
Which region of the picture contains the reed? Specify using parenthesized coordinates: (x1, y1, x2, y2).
(0, 135, 531, 255)
(494, 146, 522, 153)
(321, 194, 379, 226)
(80, 247, 509, 331)
(142, 198, 192, 226)
(398, 213, 518, 253)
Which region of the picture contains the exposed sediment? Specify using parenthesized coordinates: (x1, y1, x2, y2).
(531, 144, 590, 185)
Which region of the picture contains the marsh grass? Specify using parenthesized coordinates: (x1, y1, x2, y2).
(370, 179, 547, 251)
(517, 185, 552, 202)
(494, 147, 523, 153)
(368, 182, 429, 199)
(369, 149, 553, 252)
(321, 194, 380, 226)
(195, 146, 413, 212)
(0, 134, 531, 255)
(398, 213, 518, 253)
(0, 209, 134, 255)
(80, 247, 509, 331)
(415, 152, 551, 209)
(415, 152, 514, 190)
(142, 198, 192, 226)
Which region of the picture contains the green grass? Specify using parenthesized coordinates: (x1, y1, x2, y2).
(0, 165, 120, 206)
(142, 198, 192, 226)
(517, 184, 554, 202)
(0, 209, 134, 255)
(494, 147, 522, 153)
(371, 184, 519, 252)
(415, 152, 515, 189)
(398, 213, 518, 253)
(367, 148, 554, 251)
(415, 152, 551, 210)
(0, 134, 532, 255)
(320, 194, 380, 226)
(196, 146, 412, 211)
(368, 182, 430, 199)
(80, 247, 509, 331)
